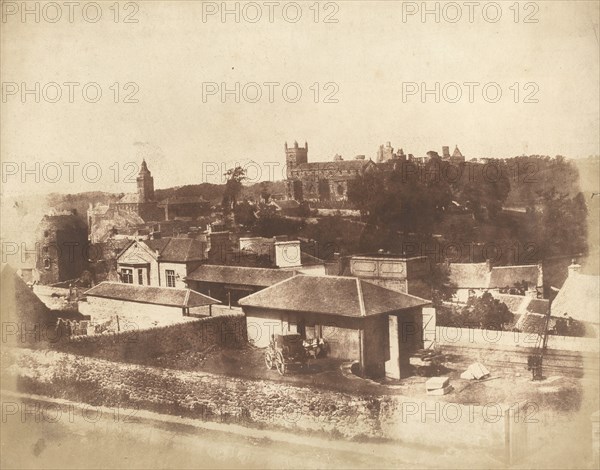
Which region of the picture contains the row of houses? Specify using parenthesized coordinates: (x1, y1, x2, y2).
(7, 231, 596, 379)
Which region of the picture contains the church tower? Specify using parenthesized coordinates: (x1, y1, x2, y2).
(137, 159, 155, 202)
(285, 141, 308, 179)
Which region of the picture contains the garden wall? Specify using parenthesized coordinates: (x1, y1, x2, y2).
(435, 326, 599, 353)
(49, 315, 246, 363)
(5, 347, 521, 455)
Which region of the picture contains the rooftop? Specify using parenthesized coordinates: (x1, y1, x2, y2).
(186, 265, 296, 287)
(294, 159, 373, 172)
(238, 275, 430, 317)
(488, 265, 542, 289)
(134, 237, 208, 262)
(552, 271, 600, 324)
(84, 282, 220, 308)
(448, 263, 542, 290)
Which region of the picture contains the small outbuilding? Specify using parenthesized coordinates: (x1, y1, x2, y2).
(238, 275, 431, 379)
(83, 282, 220, 318)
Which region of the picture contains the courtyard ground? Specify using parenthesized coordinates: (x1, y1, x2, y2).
(151, 344, 598, 414)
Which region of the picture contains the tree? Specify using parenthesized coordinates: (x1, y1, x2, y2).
(455, 292, 514, 330)
(253, 203, 303, 237)
(222, 167, 247, 213)
(233, 201, 256, 229)
(430, 263, 456, 308)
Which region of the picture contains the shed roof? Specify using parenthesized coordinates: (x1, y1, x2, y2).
(84, 282, 220, 308)
(239, 275, 429, 317)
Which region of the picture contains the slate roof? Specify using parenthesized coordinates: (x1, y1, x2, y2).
(493, 293, 529, 313)
(488, 265, 542, 288)
(514, 313, 556, 335)
(142, 238, 207, 262)
(448, 263, 490, 289)
(551, 271, 600, 324)
(186, 265, 295, 287)
(448, 263, 542, 290)
(84, 282, 220, 308)
(238, 275, 429, 317)
(492, 293, 550, 316)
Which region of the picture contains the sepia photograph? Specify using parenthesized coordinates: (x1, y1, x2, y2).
(1, 1, 599, 468)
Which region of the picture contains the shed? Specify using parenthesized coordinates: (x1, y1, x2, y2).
(84, 282, 220, 318)
(239, 275, 430, 378)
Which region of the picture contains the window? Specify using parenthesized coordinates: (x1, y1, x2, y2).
(44, 230, 49, 238)
(43, 259, 51, 269)
(166, 270, 176, 287)
(122, 268, 133, 284)
(137, 269, 144, 285)
(42, 246, 49, 255)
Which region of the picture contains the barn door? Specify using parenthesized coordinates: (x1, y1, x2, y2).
(422, 307, 436, 349)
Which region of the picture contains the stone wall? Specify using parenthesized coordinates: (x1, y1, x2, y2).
(5, 347, 513, 449)
(49, 315, 246, 363)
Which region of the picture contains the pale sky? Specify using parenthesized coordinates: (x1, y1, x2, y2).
(1, 0, 599, 196)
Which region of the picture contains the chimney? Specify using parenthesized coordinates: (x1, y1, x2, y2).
(568, 259, 581, 277)
(275, 240, 301, 268)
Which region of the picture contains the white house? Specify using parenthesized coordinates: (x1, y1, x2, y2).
(116, 237, 207, 288)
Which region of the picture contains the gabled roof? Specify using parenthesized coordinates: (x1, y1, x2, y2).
(238, 275, 429, 317)
(452, 146, 463, 158)
(448, 263, 490, 289)
(186, 265, 295, 287)
(551, 271, 600, 324)
(84, 282, 220, 308)
(488, 265, 542, 288)
(143, 238, 207, 262)
(447, 263, 542, 290)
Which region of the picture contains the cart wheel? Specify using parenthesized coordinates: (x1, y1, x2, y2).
(265, 351, 274, 369)
(275, 352, 286, 375)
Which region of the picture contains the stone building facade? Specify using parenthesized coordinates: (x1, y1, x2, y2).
(284, 141, 376, 202)
(284, 141, 465, 202)
(111, 159, 165, 222)
(36, 211, 88, 285)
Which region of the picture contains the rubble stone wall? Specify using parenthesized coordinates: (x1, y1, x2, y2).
(49, 315, 247, 362)
(5, 348, 509, 449)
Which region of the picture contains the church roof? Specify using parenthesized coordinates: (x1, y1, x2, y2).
(294, 159, 374, 172)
